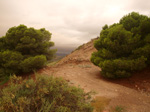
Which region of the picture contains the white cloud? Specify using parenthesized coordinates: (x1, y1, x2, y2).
(0, 0, 150, 53)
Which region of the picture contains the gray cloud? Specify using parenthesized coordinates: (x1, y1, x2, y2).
(128, 0, 150, 13)
(0, 0, 150, 53)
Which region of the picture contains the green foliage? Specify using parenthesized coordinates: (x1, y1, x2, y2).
(0, 50, 23, 74)
(102, 24, 108, 30)
(0, 75, 93, 112)
(91, 12, 150, 78)
(0, 37, 5, 52)
(21, 55, 47, 73)
(4, 25, 56, 58)
(0, 25, 56, 78)
(111, 105, 126, 112)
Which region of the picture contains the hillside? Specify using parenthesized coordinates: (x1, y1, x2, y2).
(39, 38, 150, 112)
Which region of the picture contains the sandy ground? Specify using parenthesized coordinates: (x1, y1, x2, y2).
(39, 39, 150, 112)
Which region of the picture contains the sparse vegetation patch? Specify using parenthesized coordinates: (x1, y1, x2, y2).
(0, 75, 93, 112)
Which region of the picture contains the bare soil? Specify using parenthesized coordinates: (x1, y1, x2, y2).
(38, 39, 150, 112)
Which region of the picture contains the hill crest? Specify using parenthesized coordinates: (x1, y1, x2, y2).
(39, 38, 150, 112)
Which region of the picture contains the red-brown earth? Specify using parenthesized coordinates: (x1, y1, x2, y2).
(38, 38, 150, 112)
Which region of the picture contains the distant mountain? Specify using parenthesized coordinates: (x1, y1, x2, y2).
(52, 45, 77, 56)
(56, 52, 69, 57)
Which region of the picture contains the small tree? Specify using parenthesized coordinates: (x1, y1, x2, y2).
(0, 25, 56, 77)
(91, 12, 150, 78)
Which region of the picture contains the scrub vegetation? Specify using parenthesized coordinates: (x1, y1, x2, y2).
(0, 75, 93, 112)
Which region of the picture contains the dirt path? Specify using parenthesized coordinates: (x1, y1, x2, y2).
(39, 39, 150, 112)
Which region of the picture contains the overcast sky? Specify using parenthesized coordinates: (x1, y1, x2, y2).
(0, 0, 150, 53)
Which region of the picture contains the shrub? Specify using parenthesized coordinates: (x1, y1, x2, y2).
(0, 75, 93, 112)
(0, 50, 23, 74)
(111, 105, 126, 112)
(21, 55, 47, 73)
(91, 12, 150, 78)
(0, 25, 56, 78)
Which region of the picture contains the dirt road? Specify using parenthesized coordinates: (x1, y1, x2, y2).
(39, 39, 150, 112)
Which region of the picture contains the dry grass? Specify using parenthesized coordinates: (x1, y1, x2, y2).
(78, 64, 92, 68)
(91, 96, 111, 112)
(110, 105, 126, 112)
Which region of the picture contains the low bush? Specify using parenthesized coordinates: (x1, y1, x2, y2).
(0, 75, 93, 112)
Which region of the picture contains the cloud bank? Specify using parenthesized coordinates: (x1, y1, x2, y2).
(0, 0, 150, 53)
